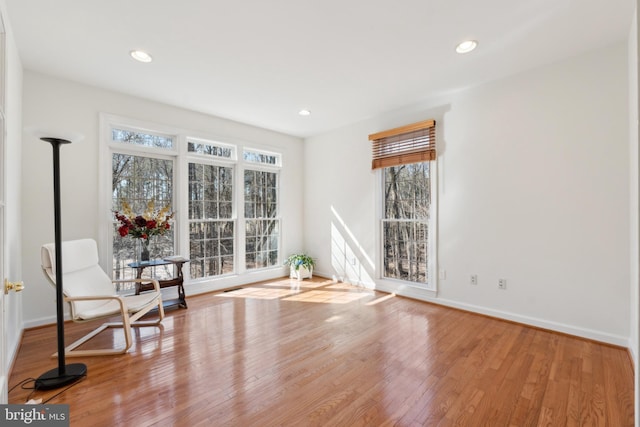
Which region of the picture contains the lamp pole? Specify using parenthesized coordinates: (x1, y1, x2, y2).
(34, 137, 87, 390)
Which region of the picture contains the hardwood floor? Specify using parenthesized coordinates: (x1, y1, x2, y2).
(8, 277, 634, 426)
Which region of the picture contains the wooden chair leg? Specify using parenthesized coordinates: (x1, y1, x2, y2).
(157, 298, 165, 321)
(54, 295, 165, 358)
(121, 309, 133, 353)
(53, 323, 129, 357)
(53, 321, 161, 358)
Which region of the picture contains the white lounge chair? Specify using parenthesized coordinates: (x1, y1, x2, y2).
(41, 238, 164, 357)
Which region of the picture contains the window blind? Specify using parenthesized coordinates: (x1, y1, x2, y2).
(368, 119, 436, 170)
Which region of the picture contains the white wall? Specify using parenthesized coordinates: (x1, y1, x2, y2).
(21, 72, 304, 326)
(0, 0, 23, 377)
(305, 42, 630, 345)
(630, 11, 639, 361)
(630, 2, 640, 424)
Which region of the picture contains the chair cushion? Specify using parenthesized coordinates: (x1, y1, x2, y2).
(41, 239, 100, 276)
(42, 239, 127, 317)
(41, 238, 161, 322)
(63, 265, 123, 316)
(75, 292, 160, 320)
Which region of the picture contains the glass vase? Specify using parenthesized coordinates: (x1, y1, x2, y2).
(137, 238, 151, 263)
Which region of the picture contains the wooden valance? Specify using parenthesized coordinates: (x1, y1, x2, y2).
(369, 119, 436, 170)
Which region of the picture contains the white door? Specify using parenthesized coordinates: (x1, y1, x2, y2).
(0, 135, 5, 402)
(0, 12, 7, 403)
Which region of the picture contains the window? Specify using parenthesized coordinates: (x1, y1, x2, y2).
(111, 146, 175, 280)
(382, 163, 430, 283)
(244, 169, 279, 270)
(112, 128, 174, 149)
(188, 162, 235, 278)
(109, 126, 175, 279)
(188, 139, 235, 160)
(103, 115, 284, 285)
(369, 119, 436, 287)
(244, 148, 281, 166)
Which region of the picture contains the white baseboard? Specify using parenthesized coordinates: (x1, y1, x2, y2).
(23, 314, 62, 329)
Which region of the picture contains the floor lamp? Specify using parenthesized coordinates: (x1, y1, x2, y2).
(34, 137, 87, 390)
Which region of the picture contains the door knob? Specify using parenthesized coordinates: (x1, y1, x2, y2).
(4, 279, 24, 294)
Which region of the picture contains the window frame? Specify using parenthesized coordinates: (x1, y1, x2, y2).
(186, 149, 237, 282)
(187, 137, 237, 162)
(111, 126, 176, 150)
(243, 147, 282, 167)
(370, 119, 438, 293)
(243, 168, 280, 271)
(242, 149, 282, 272)
(112, 151, 177, 280)
(99, 113, 284, 284)
(99, 117, 180, 278)
(376, 160, 438, 292)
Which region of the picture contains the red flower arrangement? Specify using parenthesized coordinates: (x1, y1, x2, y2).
(114, 200, 173, 240)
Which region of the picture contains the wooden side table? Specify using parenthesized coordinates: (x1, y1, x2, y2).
(128, 258, 190, 309)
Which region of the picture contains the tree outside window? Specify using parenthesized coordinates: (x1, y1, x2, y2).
(188, 162, 235, 278)
(112, 152, 174, 280)
(245, 170, 279, 270)
(382, 162, 430, 284)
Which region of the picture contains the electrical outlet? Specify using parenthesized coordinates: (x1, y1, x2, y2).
(498, 279, 507, 289)
(470, 274, 477, 285)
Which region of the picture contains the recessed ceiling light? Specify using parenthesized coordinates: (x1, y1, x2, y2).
(298, 109, 311, 116)
(455, 40, 478, 54)
(130, 50, 153, 63)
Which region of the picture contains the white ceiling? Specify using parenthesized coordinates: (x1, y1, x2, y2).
(5, 0, 635, 138)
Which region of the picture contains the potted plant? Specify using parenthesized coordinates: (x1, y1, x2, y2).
(284, 253, 315, 280)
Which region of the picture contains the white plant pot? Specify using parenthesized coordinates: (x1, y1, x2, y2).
(290, 265, 313, 281)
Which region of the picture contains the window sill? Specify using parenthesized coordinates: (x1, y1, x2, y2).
(374, 278, 437, 300)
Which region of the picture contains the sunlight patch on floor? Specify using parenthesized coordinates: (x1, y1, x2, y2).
(325, 282, 365, 291)
(216, 287, 298, 300)
(283, 290, 370, 304)
(365, 293, 396, 306)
